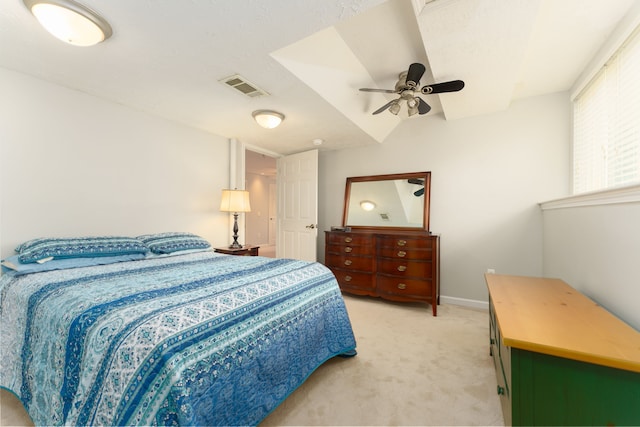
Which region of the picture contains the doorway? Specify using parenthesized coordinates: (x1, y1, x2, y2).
(245, 149, 277, 257)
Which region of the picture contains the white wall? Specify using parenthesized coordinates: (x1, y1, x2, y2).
(0, 68, 230, 258)
(542, 198, 640, 330)
(319, 92, 570, 304)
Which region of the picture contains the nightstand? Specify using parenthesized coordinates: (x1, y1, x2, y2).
(214, 245, 260, 256)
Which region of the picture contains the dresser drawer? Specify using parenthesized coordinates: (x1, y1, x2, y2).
(377, 246, 431, 260)
(377, 258, 432, 277)
(327, 233, 374, 246)
(377, 275, 431, 297)
(377, 235, 434, 250)
(326, 243, 373, 256)
(330, 268, 374, 291)
(325, 253, 373, 271)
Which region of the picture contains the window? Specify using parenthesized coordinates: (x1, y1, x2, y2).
(573, 26, 640, 195)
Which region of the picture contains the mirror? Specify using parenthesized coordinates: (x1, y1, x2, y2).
(342, 172, 431, 231)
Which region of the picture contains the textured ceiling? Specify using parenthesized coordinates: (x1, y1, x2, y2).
(1, 0, 638, 155)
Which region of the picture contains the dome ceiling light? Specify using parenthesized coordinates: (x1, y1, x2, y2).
(252, 110, 285, 129)
(23, 0, 112, 47)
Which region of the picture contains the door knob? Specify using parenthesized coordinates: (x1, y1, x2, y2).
(305, 224, 316, 229)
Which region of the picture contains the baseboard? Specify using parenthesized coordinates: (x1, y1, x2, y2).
(440, 295, 488, 311)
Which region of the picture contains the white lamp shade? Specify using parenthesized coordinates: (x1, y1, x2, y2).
(24, 0, 112, 46)
(389, 101, 401, 115)
(220, 189, 251, 213)
(252, 110, 284, 129)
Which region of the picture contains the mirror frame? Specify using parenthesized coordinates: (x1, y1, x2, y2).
(342, 171, 431, 231)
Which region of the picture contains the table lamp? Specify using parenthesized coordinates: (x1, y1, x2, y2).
(220, 189, 251, 249)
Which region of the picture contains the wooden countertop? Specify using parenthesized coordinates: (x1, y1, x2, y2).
(485, 274, 640, 373)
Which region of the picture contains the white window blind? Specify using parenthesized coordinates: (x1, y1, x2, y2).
(573, 26, 640, 195)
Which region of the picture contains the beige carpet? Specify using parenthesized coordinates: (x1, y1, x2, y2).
(1, 295, 504, 426)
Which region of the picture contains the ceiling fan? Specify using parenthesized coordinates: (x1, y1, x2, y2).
(408, 178, 425, 197)
(360, 63, 465, 116)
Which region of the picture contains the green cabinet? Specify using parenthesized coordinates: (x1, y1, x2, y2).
(487, 274, 640, 426)
(508, 342, 640, 425)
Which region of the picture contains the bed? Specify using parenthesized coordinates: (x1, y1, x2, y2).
(0, 234, 357, 426)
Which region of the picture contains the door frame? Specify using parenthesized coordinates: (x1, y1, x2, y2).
(233, 141, 319, 261)
(232, 139, 281, 248)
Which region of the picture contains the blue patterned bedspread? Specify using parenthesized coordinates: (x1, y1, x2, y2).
(0, 252, 356, 426)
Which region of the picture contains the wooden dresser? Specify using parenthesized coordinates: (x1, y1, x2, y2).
(325, 230, 439, 315)
(486, 274, 640, 426)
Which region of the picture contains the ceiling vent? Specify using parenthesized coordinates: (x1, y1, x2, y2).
(219, 74, 268, 97)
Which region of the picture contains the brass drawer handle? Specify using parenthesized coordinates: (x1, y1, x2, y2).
(397, 250, 406, 257)
(344, 247, 353, 253)
(345, 275, 352, 282)
(344, 237, 353, 243)
(397, 239, 407, 246)
(397, 265, 407, 272)
(344, 260, 352, 266)
(397, 283, 407, 290)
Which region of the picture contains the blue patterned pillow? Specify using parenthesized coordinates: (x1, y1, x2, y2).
(16, 236, 150, 263)
(137, 232, 211, 254)
(2, 253, 146, 276)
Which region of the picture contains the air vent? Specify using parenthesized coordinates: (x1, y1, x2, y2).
(219, 74, 269, 98)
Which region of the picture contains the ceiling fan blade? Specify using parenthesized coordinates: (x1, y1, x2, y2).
(416, 97, 431, 115)
(414, 188, 425, 197)
(421, 80, 465, 94)
(406, 63, 426, 88)
(359, 88, 397, 94)
(372, 99, 396, 115)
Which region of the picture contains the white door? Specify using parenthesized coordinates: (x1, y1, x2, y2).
(276, 149, 318, 261)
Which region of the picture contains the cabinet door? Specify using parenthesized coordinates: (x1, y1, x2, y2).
(511, 349, 640, 426)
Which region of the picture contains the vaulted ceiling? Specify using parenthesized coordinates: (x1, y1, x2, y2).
(1, 0, 637, 155)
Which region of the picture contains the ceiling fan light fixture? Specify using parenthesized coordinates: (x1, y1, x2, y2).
(389, 100, 401, 115)
(360, 63, 464, 117)
(23, 0, 112, 47)
(407, 97, 419, 116)
(252, 110, 284, 129)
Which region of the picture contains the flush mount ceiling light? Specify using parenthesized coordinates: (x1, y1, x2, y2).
(252, 110, 284, 129)
(23, 0, 113, 46)
(360, 200, 376, 211)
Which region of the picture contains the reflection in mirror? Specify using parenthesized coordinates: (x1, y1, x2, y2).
(343, 172, 430, 231)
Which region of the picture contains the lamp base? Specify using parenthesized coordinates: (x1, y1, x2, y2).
(229, 212, 243, 249)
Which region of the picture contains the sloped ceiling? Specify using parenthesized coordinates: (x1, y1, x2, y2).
(0, 0, 638, 155)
